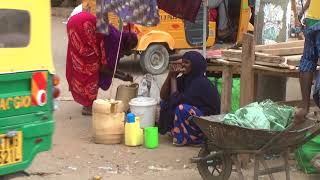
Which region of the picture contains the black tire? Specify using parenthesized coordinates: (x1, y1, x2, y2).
(197, 147, 232, 180)
(140, 44, 169, 75)
(51, 0, 63, 7)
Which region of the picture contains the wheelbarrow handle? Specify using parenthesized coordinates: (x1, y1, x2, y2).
(259, 123, 296, 153)
(302, 123, 320, 145)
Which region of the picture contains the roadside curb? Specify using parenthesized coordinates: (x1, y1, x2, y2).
(51, 7, 73, 19)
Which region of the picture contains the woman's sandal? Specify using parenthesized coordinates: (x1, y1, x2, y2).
(173, 138, 185, 147)
(173, 142, 185, 147)
(172, 138, 203, 147)
(82, 106, 92, 116)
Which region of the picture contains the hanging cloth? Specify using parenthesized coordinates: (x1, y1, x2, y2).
(96, 0, 109, 34)
(96, 0, 160, 35)
(157, 0, 202, 23)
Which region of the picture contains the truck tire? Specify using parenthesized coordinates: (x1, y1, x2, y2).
(140, 44, 169, 75)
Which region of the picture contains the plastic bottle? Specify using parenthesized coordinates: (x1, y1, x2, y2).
(125, 113, 143, 146)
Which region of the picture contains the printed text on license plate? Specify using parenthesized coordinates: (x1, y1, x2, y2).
(0, 132, 22, 166)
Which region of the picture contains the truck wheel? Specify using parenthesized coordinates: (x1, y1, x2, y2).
(140, 44, 169, 75)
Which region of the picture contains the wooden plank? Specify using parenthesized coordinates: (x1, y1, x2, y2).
(223, 57, 242, 62)
(208, 59, 241, 66)
(284, 55, 301, 66)
(240, 33, 255, 107)
(222, 47, 302, 68)
(216, 59, 242, 66)
(223, 50, 295, 65)
(255, 55, 301, 68)
(255, 52, 286, 64)
(253, 65, 299, 73)
(221, 49, 242, 62)
(255, 61, 291, 69)
(255, 40, 304, 51)
(253, 65, 299, 77)
(260, 47, 304, 56)
(221, 66, 233, 113)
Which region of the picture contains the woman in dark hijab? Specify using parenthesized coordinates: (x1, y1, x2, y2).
(159, 51, 220, 146)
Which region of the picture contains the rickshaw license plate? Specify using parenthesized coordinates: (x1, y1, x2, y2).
(0, 132, 23, 166)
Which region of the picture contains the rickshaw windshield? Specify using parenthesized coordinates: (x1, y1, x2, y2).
(0, 9, 30, 48)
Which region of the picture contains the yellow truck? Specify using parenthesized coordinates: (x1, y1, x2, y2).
(82, 0, 252, 75)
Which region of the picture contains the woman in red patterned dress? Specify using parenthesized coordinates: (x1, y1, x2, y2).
(66, 12, 137, 115)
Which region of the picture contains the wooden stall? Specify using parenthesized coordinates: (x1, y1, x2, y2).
(206, 34, 305, 113)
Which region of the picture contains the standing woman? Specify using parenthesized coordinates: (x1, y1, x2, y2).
(159, 51, 221, 146)
(66, 12, 137, 115)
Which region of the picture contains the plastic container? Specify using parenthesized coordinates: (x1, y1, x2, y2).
(144, 127, 159, 149)
(92, 99, 125, 145)
(125, 114, 143, 147)
(129, 97, 158, 128)
(116, 83, 139, 112)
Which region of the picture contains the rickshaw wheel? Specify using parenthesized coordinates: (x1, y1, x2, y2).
(197, 147, 232, 180)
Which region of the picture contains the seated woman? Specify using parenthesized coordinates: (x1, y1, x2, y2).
(158, 51, 221, 146)
(66, 12, 138, 115)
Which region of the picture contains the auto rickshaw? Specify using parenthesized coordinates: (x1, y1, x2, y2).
(0, 0, 59, 175)
(82, 0, 253, 75)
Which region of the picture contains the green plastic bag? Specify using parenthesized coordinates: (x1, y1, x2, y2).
(296, 133, 320, 174)
(222, 100, 294, 131)
(223, 102, 270, 129)
(208, 77, 240, 113)
(259, 100, 294, 131)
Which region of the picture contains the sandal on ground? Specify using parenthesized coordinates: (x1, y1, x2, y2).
(82, 106, 92, 116)
(173, 142, 185, 147)
(173, 138, 185, 147)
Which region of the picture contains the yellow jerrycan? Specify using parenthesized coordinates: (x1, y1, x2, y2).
(92, 99, 125, 144)
(125, 113, 143, 146)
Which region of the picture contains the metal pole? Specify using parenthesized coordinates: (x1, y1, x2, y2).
(202, 0, 207, 58)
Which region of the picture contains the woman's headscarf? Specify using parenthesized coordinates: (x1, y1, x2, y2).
(176, 51, 221, 115)
(181, 51, 207, 83)
(99, 25, 138, 90)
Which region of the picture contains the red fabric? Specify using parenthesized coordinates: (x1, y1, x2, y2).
(157, 0, 202, 22)
(209, 8, 217, 22)
(66, 12, 107, 107)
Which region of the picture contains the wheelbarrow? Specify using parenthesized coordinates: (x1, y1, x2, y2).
(190, 115, 320, 180)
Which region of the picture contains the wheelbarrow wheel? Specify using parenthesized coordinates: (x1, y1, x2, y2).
(197, 147, 232, 180)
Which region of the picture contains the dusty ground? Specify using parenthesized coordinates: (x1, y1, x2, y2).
(3, 101, 320, 180)
(2, 14, 319, 180)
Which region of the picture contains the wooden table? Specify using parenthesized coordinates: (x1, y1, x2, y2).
(206, 59, 241, 113)
(206, 34, 302, 114)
